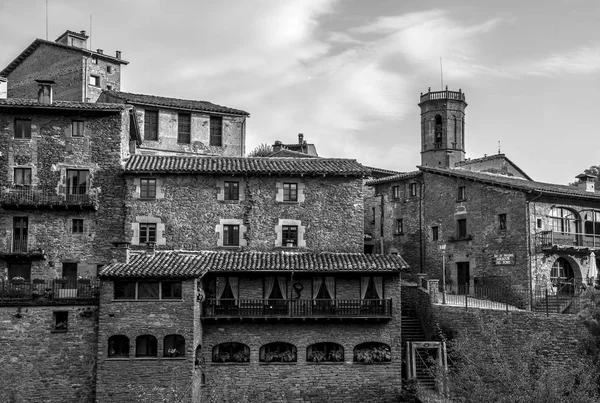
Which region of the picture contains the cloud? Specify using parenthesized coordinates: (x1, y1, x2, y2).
(523, 46, 600, 76)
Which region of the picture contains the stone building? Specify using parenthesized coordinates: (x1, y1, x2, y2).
(1, 30, 128, 102)
(367, 88, 600, 298)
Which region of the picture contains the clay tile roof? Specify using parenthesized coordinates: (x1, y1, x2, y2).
(363, 166, 405, 176)
(124, 154, 371, 176)
(101, 90, 250, 116)
(419, 165, 600, 201)
(1, 39, 128, 76)
(365, 171, 421, 186)
(0, 98, 130, 111)
(454, 153, 532, 180)
(99, 250, 408, 278)
(267, 149, 320, 158)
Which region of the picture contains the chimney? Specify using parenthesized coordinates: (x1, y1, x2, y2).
(80, 30, 86, 36)
(145, 242, 157, 256)
(116, 50, 122, 59)
(298, 133, 304, 144)
(35, 79, 55, 104)
(576, 173, 596, 192)
(273, 140, 283, 152)
(0, 76, 7, 99)
(97, 49, 103, 54)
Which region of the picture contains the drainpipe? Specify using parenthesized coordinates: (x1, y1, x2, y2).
(526, 191, 543, 311)
(380, 193, 385, 254)
(414, 177, 425, 273)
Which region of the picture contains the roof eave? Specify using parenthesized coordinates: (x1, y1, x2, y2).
(119, 99, 249, 117)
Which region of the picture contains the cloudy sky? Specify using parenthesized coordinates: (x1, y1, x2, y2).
(1, 0, 599, 184)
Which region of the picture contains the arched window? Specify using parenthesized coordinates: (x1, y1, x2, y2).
(551, 258, 575, 292)
(136, 335, 157, 357)
(195, 344, 202, 367)
(549, 207, 579, 234)
(353, 342, 391, 363)
(584, 211, 600, 244)
(452, 115, 457, 147)
(307, 342, 344, 363)
(259, 342, 297, 363)
(108, 335, 129, 357)
(212, 342, 250, 363)
(434, 115, 443, 147)
(164, 334, 185, 357)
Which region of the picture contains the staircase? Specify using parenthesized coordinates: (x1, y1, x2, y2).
(401, 312, 436, 389)
(532, 295, 578, 314)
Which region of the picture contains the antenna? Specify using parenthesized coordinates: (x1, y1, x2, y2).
(46, 0, 48, 40)
(498, 141, 501, 154)
(89, 14, 92, 50)
(440, 57, 444, 90)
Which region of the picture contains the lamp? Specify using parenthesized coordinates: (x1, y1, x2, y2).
(439, 244, 447, 304)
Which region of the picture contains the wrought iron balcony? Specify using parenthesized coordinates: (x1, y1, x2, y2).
(201, 298, 393, 320)
(536, 230, 600, 250)
(0, 185, 98, 209)
(0, 279, 99, 306)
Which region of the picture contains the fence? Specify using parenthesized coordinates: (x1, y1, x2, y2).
(0, 185, 97, 207)
(0, 279, 100, 305)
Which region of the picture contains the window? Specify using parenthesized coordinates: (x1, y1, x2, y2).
(260, 342, 297, 363)
(209, 116, 222, 146)
(223, 224, 240, 246)
(212, 343, 249, 363)
(282, 225, 298, 246)
(537, 218, 543, 229)
(361, 276, 384, 300)
(114, 280, 183, 300)
(210, 276, 239, 306)
(66, 170, 89, 196)
(91, 56, 98, 64)
(371, 207, 376, 224)
(139, 223, 156, 244)
(62, 262, 78, 283)
(453, 115, 457, 146)
(354, 342, 391, 363)
(13, 217, 28, 253)
(307, 343, 344, 363)
(434, 114, 443, 147)
(164, 335, 185, 357)
(409, 183, 417, 197)
(72, 120, 84, 137)
(140, 179, 157, 199)
(549, 207, 578, 234)
(136, 335, 158, 357)
(313, 276, 335, 300)
(584, 211, 600, 239)
(396, 219, 403, 234)
(89, 75, 100, 86)
(53, 311, 68, 332)
(7, 263, 31, 281)
(144, 110, 159, 141)
(432, 226, 439, 241)
(283, 183, 298, 202)
(107, 65, 113, 73)
(392, 186, 400, 200)
(457, 186, 466, 201)
(14, 119, 31, 139)
(224, 181, 239, 201)
(177, 113, 191, 144)
(14, 168, 32, 186)
(106, 85, 112, 91)
(499, 214, 507, 231)
(457, 218, 468, 238)
(72, 219, 84, 234)
(108, 335, 130, 357)
(550, 258, 574, 288)
(264, 276, 287, 300)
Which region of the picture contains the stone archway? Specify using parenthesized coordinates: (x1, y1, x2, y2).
(549, 255, 583, 294)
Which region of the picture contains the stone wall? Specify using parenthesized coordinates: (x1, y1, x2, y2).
(125, 174, 364, 253)
(200, 275, 402, 403)
(95, 278, 199, 403)
(6, 45, 84, 101)
(0, 305, 98, 403)
(86, 58, 121, 102)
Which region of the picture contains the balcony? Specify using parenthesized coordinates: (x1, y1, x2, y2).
(420, 89, 466, 103)
(0, 185, 98, 210)
(0, 279, 99, 306)
(201, 298, 393, 320)
(536, 230, 600, 252)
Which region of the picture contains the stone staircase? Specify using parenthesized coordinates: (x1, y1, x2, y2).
(401, 312, 436, 389)
(532, 294, 578, 314)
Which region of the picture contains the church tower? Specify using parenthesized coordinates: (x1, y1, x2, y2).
(419, 87, 467, 167)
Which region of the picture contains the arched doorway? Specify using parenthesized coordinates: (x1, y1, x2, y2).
(551, 257, 575, 294)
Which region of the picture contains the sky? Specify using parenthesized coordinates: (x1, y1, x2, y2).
(1, 0, 599, 185)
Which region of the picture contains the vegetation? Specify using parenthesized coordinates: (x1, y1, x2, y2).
(570, 165, 600, 187)
(246, 143, 272, 157)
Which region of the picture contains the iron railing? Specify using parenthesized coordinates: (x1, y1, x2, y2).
(0, 279, 99, 306)
(536, 230, 600, 249)
(12, 236, 28, 253)
(439, 283, 587, 314)
(0, 185, 97, 208)
(202, 298, 392, 318)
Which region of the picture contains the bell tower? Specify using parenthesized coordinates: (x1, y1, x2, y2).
(419, 87, 467, 167)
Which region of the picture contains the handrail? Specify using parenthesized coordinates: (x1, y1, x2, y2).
(535, 230, 600, 248)
(0, 279, 100, 305)
(0, 185, 97, 208)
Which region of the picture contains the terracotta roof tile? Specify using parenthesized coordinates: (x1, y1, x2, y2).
(0, 98, 130, 111)
(454, 153, 532, 180)
(102, 90, 249, 116)
(365, 171, 421, 185)
(124, 155, 371, 176)
(420, 166, 600, 200)
(100, 251, 407, 278)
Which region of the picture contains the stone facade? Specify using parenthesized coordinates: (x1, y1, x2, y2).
(0, 305, 99, 403)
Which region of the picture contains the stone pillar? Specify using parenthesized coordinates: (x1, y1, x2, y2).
(428, 279, 440, 303)
(417, 273, 427, 289)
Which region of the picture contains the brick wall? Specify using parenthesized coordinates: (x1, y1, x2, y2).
(200, 275, 402, 402)
(7, 45, 84, 101)
(96, 279, 199, 403)
(125, 175, 364, 253)
(0, 305, 98, 403)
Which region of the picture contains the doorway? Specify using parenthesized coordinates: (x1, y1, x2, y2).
(456, 262, 470, 294)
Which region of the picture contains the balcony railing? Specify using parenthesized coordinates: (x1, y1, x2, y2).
(536, 230, 600, 249)
(202, 298, 392, 319)
(12, 236, 28, 253)
(420, 89, 466, 102)
(0, 185, 98, 209)
(0, 279, 99, 306)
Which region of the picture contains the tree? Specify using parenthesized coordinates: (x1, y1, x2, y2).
(438, 313, 600, 403)
(570, 165, 600, 187)
(247, 143, 272, 157)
